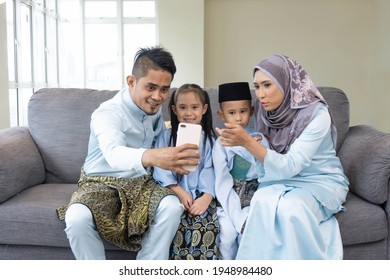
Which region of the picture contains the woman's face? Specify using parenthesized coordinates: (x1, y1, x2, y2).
(253, 70, 284, 111)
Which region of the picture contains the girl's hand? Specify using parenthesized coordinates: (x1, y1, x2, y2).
(189, 193, 213, 216)
(168, 185, 193, 210)
(179, 192, 193, 210)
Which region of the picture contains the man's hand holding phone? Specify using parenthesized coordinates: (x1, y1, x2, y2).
(142, 144, 200, 175)
(176, 123, 202, 172)
(142, 123, 202, 174)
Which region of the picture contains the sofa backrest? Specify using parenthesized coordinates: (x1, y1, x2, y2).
(317, 87, 350, 152)
(29, 88, 117, 183)
(28, 86, 349, 184)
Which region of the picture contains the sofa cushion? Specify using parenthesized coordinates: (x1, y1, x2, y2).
(205, 88, 227, 130)
(28, 88, 117, 183)
(338, 125, 390, 204)
(336, 192, 388, 246)
(317, 87, 350, 152)
(0, 183, 122, 251)
(0, 127, 45, 203)
(0, 244, 135, 260)
(0, 183, 77, 247)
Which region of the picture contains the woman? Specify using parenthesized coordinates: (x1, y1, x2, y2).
(216, 54, 349, 259)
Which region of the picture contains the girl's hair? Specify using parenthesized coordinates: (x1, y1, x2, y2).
(168, 84, 216, 148)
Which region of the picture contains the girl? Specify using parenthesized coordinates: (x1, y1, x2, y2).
(153, 83, 220, 260)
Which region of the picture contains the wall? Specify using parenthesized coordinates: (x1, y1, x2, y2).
(157, 0, 204, 88)
(1, 0, 389, 132)
(371, 0, 390, 133)
(0, 2, 10, 129)
(204, 0, 390, 131)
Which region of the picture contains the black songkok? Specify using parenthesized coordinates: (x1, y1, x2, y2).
(218, 82, 252, 103)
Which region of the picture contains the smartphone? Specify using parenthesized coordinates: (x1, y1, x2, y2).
(176, 123, 202, 172)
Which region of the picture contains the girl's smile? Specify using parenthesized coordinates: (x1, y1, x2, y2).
(172, 91, 208, 125)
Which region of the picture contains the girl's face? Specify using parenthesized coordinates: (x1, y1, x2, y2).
(253, 70, 284, 111)
(172, 91, 208, 125)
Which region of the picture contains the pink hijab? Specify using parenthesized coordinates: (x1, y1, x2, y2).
(254, 54, 336, 154)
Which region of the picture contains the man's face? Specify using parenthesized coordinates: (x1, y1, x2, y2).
(127, 69, 172, 115)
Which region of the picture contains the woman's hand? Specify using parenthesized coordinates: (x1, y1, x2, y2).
(216, 123, 252, 147)
(216, 123, 268, 163)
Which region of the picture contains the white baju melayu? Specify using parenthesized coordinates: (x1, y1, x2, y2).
(213, 127, 269, 260)
(64, 88, 184, 260)
(235, 106, 349, 260)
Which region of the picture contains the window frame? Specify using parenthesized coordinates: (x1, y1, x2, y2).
(7, 0, 157, 126)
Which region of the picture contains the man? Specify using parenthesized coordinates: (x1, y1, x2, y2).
(58, 46, 200, 260)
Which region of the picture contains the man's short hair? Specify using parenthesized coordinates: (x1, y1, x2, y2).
(132, 46, 176, 80)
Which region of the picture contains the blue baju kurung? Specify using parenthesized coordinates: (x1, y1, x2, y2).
(235, 106, 349, 260)
(153, 129, 219, 259)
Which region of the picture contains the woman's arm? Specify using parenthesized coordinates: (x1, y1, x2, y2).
(216, 124, 268, 163)
(262, 107, 332, 181)
(217, 107, 332, 180)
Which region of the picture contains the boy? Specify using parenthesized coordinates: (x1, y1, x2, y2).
(213, 82, 268, 260)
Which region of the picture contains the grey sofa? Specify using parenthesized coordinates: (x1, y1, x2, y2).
(0, 87, 389, 260)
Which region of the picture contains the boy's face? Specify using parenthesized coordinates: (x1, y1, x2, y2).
(127, 69, 172, 115)
(217, 100, 253, 127)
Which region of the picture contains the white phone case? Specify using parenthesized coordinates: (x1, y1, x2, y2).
(176, 123, 202, 172)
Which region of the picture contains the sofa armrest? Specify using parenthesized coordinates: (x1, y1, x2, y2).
(337, 125, 390, 205)
(0, 127, 46, 203)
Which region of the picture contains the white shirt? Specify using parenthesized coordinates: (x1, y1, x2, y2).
(83, 88, 166, 178)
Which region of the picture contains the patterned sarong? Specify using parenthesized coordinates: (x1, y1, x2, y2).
(230, 155, 259, 208)
(56, 170, 173, 252)
(169, 198, 220, 260)
(232, 179, 259, 208)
